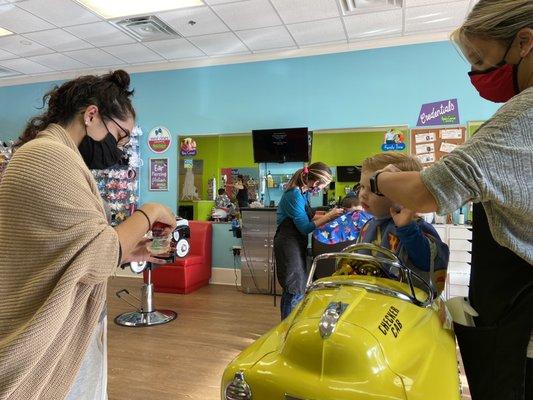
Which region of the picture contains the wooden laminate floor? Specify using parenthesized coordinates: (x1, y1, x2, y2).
(107, 277, 471, 400)
(107, 277, 279, 400)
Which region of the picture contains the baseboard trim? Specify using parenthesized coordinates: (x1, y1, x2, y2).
(114, 266, 241, 286)
(210, 267, 241, 286)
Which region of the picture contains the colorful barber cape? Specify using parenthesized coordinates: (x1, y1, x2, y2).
(313, 210, 371, 245)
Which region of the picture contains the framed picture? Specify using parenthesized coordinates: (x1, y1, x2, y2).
(149, 158, 169, 191)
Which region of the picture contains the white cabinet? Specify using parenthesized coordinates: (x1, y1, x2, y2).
(432, 224, 472, 300)
(449, 238, 472, 251)
(448, 225, 472, 240)
(449, 251, 471, 263)
(448, 261, 471, 274)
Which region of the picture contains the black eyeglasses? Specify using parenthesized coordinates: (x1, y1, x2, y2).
(107, 116, 130, 140)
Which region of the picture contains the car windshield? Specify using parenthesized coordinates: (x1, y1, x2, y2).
(308, 251, 435, 307)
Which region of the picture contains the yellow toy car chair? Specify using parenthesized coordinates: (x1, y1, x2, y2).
(222, 243, 460, 400)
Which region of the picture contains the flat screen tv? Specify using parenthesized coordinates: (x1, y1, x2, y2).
(336, 166, 361, 182)
(252, 127, 310, 163)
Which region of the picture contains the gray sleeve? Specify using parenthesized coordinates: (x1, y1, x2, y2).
(420, 139, 487, 215)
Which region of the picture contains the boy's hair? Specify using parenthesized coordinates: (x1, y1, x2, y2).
(341, 195, 359, 209)
(218, 188, 226, 195)
(362, 153, 422, 173)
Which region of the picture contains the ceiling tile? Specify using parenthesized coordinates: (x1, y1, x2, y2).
(103, 43, 164, 64)
(0, 58, 53, 74)
(343, 9, 402, 39)
(0, 47, 15, 60)
(253, 45, 297, 54)
(157, 6, 228, 37)
(0, 4, 55, 33)
(144, 38, 205, 59)
(300, 39, 347, 48)
(65, 22, 136, 47)
(0, 35, 54, 57)
(17, 0, 101, 27)
(405, 1, 469, 34)
(236, 26, 294, 51)
(27, 53, 88, 70)
(205, 0, 245, 4)
(188, 32, 249, 55)
(405, 0, 467, 6)
(287, 18, 346, 46)
(23, 29, 93, 52)
(212, 0, 281, 31)
(270, 0, 340, 24)
(64, 48, 126, 67)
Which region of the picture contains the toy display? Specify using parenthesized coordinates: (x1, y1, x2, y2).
(221, 243, 460, 400)
(91, 126, 142, 225)
(0, 140, 14, 183)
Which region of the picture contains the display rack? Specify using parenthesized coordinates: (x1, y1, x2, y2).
(0, 140, 14, 183)
(91, 126, 142, 226)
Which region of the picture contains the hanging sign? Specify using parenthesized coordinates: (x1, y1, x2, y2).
(148, 126, 172, 153)
(149, 158, 169, 191)
(417, 99, 460, 126)
(381, 128, 406, 151)
(180, 137, 197, 156)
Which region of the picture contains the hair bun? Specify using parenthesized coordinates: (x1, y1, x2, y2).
(108, 69, 131, 91)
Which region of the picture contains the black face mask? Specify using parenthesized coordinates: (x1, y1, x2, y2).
(78, 130, 124, 170)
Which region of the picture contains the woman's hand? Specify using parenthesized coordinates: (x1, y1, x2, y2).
(140, 203, 177, 230)
(121, 239, 173, 265)
(115, 202, 177, 265)
(390, 205, 416, 228)
(326, 207, 344, 221)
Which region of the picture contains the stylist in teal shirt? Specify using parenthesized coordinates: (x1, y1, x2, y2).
(274, 162, 343, 319)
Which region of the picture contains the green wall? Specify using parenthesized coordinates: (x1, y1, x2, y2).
(179, 127, 409, 202)
(180, 134, 255, 200)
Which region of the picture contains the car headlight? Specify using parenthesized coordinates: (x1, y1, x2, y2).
(225, 371, 252, 400)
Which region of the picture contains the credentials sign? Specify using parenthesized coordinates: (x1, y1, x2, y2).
(417, 99, 460, 126)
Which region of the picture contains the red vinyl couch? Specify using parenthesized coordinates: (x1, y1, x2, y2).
(144, 221, 213, 294)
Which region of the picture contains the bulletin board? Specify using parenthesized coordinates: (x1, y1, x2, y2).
(410, 126, 466, 167)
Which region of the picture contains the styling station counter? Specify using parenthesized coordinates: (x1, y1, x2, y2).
(239, 208, 282, 295)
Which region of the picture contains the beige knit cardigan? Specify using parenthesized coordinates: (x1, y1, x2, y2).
(0, 124, 120, 400)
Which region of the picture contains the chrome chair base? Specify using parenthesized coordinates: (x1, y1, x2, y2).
(114, 309, 177, 327)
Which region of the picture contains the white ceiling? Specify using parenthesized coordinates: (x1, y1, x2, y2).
(0, 0, 479, 86)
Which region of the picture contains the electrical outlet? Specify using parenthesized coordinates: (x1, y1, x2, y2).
(232, 246, 241, 256)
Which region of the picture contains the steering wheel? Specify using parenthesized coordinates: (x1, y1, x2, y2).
(340, 243, 407, 281)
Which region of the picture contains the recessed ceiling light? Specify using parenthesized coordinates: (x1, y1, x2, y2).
(0, 27, 12, 37)
(75, 0, 204, 19)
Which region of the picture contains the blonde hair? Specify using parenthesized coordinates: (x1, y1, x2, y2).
(452, 0, 533, 60)
(362, 153, 422, 174)
(286, 162, 332, 191)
